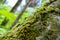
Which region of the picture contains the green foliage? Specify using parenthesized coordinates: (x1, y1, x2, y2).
(0, 4, 16, 34)
(0, 4, 34, 34)
(0, 10, 15, 21)
(19, 8, 34, 24)
(3, 0, 60, 40)
(0, 0, 60, 40)
(0, 0, 6, 4)
(0, 28, 6, 34)
(0, 4, 11, 11)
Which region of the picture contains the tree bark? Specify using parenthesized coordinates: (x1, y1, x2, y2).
(0, 0, 60, 40)
(10, 0, 32, 29)
(10, 0, 22, 12)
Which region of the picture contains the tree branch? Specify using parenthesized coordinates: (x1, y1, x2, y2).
(10, 0, 22, 12)
(10, 0, 32, 29)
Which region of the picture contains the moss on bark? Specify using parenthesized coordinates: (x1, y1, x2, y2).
(0, 0, 60, 40)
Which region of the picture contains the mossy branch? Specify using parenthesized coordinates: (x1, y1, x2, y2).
(0, 0, 60, 40)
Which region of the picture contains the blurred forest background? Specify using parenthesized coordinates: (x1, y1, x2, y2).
(0, 0, 43, 35)
(0, 0, 60, 40)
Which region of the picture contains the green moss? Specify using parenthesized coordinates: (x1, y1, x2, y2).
(0, 0, 60, 40)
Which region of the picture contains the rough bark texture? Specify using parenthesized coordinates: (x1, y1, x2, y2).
(0, 0, 60, 40)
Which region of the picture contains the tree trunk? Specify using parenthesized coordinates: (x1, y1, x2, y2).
(10, 0, 22, 12)
(0, 0, 60, 40)
(0, 0, 22, 26)
(26, 0, 40, 7)
(10, 0, 32, 29)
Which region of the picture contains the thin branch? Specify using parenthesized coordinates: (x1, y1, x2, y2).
(10, 0, 22, 12)
(10, 0, 32, 29)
